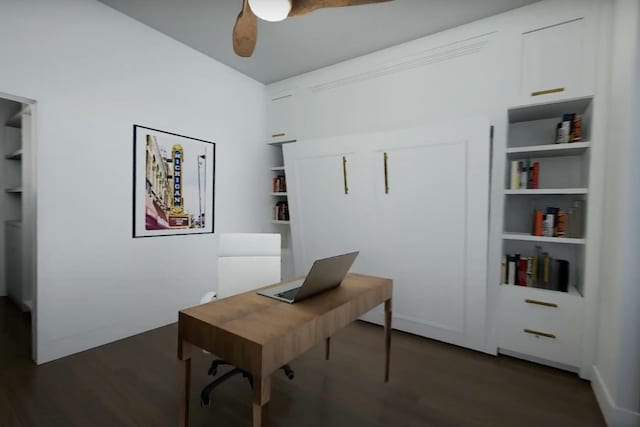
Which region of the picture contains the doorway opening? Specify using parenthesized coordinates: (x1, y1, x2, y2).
(0, 92, 37, 363)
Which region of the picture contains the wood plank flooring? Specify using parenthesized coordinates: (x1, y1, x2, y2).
(0, 297, 605, 426)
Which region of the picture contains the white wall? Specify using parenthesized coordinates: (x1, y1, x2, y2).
(593, 0, 640, 425)
(0, 0, 270, 363)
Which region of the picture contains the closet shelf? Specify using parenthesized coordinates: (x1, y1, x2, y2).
(271, 192, 288, 196)
(5, 187, 23, 194)
(506, 142, 590, 159)
(267, 139, 296, 147)
(272, 220, 290, 225)
(504, 188, 588, 195)
(270, 166, 285, 171)
(500, 283, 582, 297)
(5, 148, 22, 160)
(502, 232, 585, 245)
(508, 96, 593, 123)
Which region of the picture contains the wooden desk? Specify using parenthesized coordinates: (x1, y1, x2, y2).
(178, 273, 393, 427)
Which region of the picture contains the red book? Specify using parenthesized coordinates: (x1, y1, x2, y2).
(532, 162, 540, 189)
(518, 259, 528, 286)
(533, 210, 543, 236)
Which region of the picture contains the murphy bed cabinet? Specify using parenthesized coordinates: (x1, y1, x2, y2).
(284, 118, 493, 353)
(498, 96, 595, 373)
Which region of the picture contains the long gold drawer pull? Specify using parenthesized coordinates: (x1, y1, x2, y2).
(531, 87, 565, 97)
(342, 156, 348, 195)
(523, 328, 556, 339)
(272, 132, 285, 138)
(383, 152, 389, 194)
(525, 299, 558, 308)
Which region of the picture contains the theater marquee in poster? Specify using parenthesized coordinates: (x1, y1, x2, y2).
(132, 125, 215, 238)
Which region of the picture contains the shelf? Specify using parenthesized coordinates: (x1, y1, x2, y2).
(272, 220, 290, 225)
(5, 148, 22, 160)
(500, 283, 582, 297)
(502, 232, 585, 245)
(504, 188, 588, 195)
(508, 96, 593, 123)
(271, 192, 288, 196)
(5, 187, 23, 194)
(268, 139, 297, 147)
(506, 142, 590, 159)
(6, 106, 29, 128)
(271, 166, 285, 171)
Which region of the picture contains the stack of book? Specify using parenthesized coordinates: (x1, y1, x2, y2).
(510, 160, 539, 190)
(501, 249, 569, 292)
(532, 207, 566, 237)
(272, 175, 286, 192)
(555, 113, 582, 144)
(274, 201, 289, 221)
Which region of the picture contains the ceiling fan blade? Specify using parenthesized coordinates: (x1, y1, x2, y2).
(233, 0, 257, 57)
(289, 0, 393, 17)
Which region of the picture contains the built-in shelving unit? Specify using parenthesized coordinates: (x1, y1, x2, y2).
(498, 95, 595, 372)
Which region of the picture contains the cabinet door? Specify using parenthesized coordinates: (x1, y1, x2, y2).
(521, 19, 590, 102)
(365, 119, 491, 353)
(283, 138, 369, 275)
(268, 92, 296, 144)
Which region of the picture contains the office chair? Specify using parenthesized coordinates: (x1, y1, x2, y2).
(200, 233, 294, 407)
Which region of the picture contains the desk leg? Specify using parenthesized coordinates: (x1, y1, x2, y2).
(252, 375, 271, 427)
(178, 339, 192, 427)
(325, 337, 331, 361)
(384, 298, 392, 383)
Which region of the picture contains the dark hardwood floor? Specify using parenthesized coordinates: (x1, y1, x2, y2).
(0, 297, 605, 427)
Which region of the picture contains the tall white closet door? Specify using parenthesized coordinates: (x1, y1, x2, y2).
(366, 119, 491, 353)
(284, 139, 369, 275)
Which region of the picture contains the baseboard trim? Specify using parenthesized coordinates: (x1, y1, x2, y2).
(592, 366, 640, 427)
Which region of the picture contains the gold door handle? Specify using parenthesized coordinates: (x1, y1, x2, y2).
(531, 87, 565, 97)
(342, 156, 348, 195)
(272, 132, 285, 138)
(523, 328, 556, 339)
(525, 299, 558, 308)
(383, 152, 389, 194)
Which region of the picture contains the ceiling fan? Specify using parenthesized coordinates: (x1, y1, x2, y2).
(233, 0, 393, 57)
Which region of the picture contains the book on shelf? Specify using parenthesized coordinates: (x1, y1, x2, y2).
(273, 201, 289, 221)
(510, 160, 539, 190)
(555, 113, 583, 144)
(530, 206, 572, 237)
(272, 175, 287, 193)
(502, 248, 569, 292)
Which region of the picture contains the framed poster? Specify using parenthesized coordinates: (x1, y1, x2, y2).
(132, 125, 215, 238)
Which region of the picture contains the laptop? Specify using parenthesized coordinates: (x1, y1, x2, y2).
(257, 251, 359, 303)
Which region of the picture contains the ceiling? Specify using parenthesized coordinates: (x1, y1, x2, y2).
(98, 0, 541, 84)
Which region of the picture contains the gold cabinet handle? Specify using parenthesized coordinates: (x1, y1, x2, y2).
(272, 132, 285, 138)
(525, 299, 558, 308)
(342, 156, 348, 195)
(523, 328, 556, 339)
(383, 152, 389, 194)
(531, 87, 565, 97)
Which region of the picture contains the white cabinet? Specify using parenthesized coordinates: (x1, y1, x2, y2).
(499, 96, 595, 373)
(268, 92, 297, 144)
(520, 18, 593, 103)
(284, 118, 492, 353)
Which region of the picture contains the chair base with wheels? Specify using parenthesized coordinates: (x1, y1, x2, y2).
(200, 360, 295, 407)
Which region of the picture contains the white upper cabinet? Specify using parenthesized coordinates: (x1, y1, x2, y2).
(268, 91, 297, 143)
(520, 18, 593, 103)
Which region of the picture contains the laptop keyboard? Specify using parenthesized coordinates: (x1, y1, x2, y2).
(277, 287, 300, 300)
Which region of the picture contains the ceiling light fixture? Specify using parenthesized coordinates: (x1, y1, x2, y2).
(248, 0, 292, 22)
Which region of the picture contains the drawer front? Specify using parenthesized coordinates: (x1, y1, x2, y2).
(498, 285, 584, 367)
